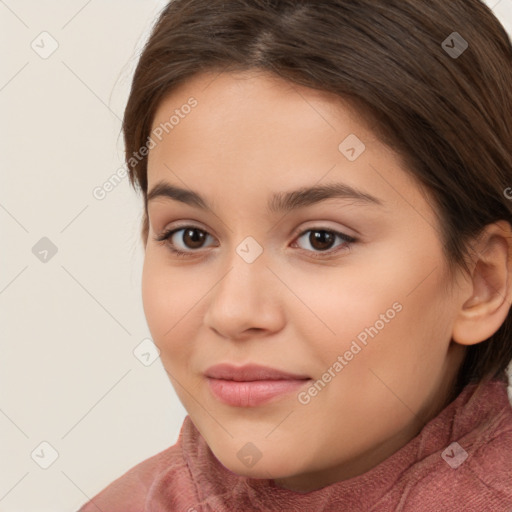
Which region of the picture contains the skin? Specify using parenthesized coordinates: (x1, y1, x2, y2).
(141, 69, 512, 492)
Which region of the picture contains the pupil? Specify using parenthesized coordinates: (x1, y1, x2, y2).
(310, 231, 334, 251)
(184, 228, 205, 249)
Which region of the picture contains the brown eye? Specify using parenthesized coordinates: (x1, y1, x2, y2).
(294, 228, 356, 256)
(308, 230, 336, 251)
(180, 228, 207, 249)
(155, 225, 356, 259)
(155, 226, 216, 256)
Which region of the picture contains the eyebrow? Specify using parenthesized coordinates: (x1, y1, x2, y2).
(146, 180, 383, 214)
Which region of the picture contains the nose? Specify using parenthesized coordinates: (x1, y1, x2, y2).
(203, 247, 285, 340)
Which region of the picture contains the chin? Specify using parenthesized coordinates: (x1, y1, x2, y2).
(213, 450, 299, 481)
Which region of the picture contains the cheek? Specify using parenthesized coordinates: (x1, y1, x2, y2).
(281, 259, 402, 357)
(298, 244, 453, 378)
(141, 252, 201, 360)
(291, 262, 454, 449)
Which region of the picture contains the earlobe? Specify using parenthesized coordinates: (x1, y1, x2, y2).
(452, 220, 512, 346)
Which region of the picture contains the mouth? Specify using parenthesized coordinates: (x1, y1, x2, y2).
(204, 363, 312, 407)
(206, 378, 312, 407)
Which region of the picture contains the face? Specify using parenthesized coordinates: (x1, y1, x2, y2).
(142, 69, 467, 491)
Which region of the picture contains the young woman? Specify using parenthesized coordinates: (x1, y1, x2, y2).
(79, 0, 512, 510)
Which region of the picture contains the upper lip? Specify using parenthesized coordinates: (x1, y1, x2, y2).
(204, 363, 311, 382)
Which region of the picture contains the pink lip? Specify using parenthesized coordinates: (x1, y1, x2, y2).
(204, 363, 312, 407)
(204, 363, 311, 381)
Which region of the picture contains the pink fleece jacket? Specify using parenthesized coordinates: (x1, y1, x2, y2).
(77, 377, 512, 511)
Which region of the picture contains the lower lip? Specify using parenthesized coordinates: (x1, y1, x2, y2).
(207, 378, 311, 407)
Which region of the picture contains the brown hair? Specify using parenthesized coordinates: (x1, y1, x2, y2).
(122, 0, 512, 394)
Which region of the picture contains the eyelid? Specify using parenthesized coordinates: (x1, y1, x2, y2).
(154, 222, 218, 251)
(290, 221, 357, 242)
(154, 222, 357, 258)
(290, 226, 356, 258)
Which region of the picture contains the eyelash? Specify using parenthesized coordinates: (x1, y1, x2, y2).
(153, 224, 357, 259)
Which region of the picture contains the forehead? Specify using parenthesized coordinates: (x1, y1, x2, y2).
(148, 70, 380, 179)
(146, 70, 429, 220)
(150, 69, 372, 135)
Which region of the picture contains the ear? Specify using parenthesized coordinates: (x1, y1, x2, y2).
(452, 220, 512, 346)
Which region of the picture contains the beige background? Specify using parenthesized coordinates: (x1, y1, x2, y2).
(0, 1, 511, 510)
